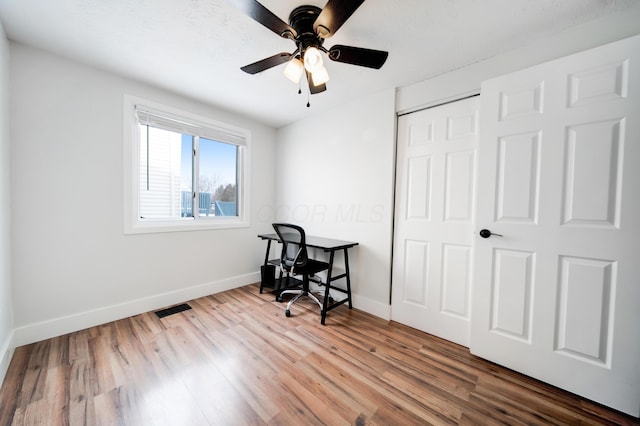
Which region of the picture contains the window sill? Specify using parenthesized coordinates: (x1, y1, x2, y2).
(124, 217, 250, 234)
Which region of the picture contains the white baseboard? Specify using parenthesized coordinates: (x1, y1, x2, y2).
(0, 329, 15, 387)
(352, 293, 391, 321)
(313, 283, 390, 321)
(11, 272, 260, 347)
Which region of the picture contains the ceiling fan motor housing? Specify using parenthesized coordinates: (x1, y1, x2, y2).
(288, 5, 325, 55)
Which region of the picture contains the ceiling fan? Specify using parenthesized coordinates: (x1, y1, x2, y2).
(228, 0, 389, 99)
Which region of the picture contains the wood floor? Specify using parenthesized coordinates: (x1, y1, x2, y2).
(0, 284, 637, 425)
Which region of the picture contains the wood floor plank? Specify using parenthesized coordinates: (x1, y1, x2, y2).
(87, 334, 117, 396)
(1, 283, 638, 425)
(275, 368, 353, 425)
(178, 362, 263, 425)
(0, 348, 28, 425)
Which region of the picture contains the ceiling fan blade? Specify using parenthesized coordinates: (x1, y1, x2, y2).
(240, 52, 292, 74)
(314, 0, 366, 38)
(227, 0, 297, 39)
(306, 71, 327, 94)
(328, 45, 389, 69)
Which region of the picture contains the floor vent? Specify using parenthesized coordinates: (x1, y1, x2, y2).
(155, 303, 192, 318)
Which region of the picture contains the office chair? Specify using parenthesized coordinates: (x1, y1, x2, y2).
(272, 223, 329, 317)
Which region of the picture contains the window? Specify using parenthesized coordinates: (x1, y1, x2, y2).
(124, 95, 250, 233)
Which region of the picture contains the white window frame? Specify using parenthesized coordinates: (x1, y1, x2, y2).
(123, 94, 250, 234)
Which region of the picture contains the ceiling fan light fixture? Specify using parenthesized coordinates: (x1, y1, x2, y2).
(311, 65, 330, 86)
(303, 46, 323, 72)
(235, 1, 389, 100)
(283, 57, 304, 83)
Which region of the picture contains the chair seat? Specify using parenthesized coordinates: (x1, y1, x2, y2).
(297, 259, 329, 276)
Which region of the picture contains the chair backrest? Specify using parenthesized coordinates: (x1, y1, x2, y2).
(272, 223, 309, 272)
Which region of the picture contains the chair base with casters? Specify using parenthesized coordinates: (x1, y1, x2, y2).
(275, 263, 327, 317)
(279, 288, 323, 317)
(272, 223, 330, 319)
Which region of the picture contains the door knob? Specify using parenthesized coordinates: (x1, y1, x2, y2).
(479, 229, 503, 238)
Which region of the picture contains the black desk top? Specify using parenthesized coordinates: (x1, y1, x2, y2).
(258, 233, 359, 251)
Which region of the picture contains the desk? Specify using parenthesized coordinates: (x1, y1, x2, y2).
(258, 233, 358, 325)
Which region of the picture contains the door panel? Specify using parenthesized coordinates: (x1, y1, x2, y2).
(392, 97, 479, 347)
(403, 239, 429, 304)
(556, 255, 614, 366)
(406, 155, 431, 219)
(441, 244, 471, 318)
(490, 248, 534, 342)
(496, 132, 540, 222)
(563, 119, 622, 226)
(471, 34, 640, 416)
(444, 151, 475, 221)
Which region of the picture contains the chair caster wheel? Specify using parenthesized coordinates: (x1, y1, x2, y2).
(276, 295, 283, 302)
(285, 309, 291, 317)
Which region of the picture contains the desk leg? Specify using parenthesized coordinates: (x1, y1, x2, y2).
(343, 248, 353, 309)
(264, 240, 272, 265)
(259, 240, 272, 294)
(321, 250, 335, 325)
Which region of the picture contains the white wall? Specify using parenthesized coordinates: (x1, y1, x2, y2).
(0, 22, 14, 384)
(275, 89, 396, 319)
(9, 43, 277, 345)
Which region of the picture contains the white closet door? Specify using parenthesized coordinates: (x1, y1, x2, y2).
(392, 97, 479, 347)
(471, 34, 640, 417)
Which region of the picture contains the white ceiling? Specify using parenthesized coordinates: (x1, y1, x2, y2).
(0, 0, 638, 128)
